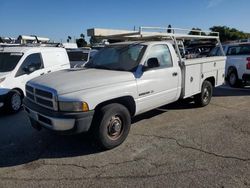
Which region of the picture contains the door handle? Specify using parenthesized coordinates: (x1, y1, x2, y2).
(40, 73, 45, 76)
(172, 72, 178, 76)
(47, 70, 52, 73)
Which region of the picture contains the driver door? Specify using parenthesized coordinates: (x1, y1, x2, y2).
(14, 53, 45, 92)
(136, 44, 180, 113)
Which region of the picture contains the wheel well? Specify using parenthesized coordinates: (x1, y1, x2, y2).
(12, 88, 24, 98)
(205, 77, 215, 87)
(95, 96, 136, 116)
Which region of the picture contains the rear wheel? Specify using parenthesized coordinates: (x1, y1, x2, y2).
(194, 80, 213, 107)
(6, 90, 22, 113)
(228, 69, 242, 88)
(93, 103, 131, 150)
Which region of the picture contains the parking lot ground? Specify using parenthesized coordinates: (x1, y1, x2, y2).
(0, 86, 250, 188)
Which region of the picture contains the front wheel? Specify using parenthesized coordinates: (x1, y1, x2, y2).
(6, 90, 22, 113)
(93, 103, 131, 150)
(194, 81, 213, 107)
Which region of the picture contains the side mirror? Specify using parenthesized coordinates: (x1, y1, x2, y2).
(147, 58, 160, 69)
(23, 65, 36, 74)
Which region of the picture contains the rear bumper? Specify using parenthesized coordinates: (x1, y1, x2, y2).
(242, 74, 250, 82)
(23, 98, 94, 134)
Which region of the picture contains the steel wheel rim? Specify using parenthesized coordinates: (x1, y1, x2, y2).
(107, 115, 123, 140)
(203, 87, 210, 103)
(11, 93, 21, 111)
(230, 73, 236, 85)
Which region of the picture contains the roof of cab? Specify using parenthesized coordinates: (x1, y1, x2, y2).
(0, 46, 66, 53)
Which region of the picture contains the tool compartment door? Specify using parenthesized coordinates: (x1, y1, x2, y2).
(184, 63, 202, 98)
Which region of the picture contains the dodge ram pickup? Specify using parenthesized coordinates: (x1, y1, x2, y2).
(23, 28, 226, 149)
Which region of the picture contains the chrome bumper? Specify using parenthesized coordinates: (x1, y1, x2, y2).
(25, 106, 75, 131)
(23, 97, 94, 134)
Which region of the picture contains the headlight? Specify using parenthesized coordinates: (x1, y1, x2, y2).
(0, 77, 6, 84)
(58, 101, 89, 112)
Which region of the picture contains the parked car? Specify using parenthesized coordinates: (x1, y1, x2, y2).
(67, 48, 98, 68)
(23, 39, 226, 149)
(0, 46, 70, 113)
(209, 42, 250, 87)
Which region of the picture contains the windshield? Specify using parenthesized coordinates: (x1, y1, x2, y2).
(0, 52, 23, 72)
(67, 51, 89, 62)
(85, 43, 146, 72)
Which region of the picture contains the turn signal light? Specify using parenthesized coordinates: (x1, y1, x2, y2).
(82, 102, 89, 112)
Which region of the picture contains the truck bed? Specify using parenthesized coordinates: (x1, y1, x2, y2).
(182, 56, 226, 98)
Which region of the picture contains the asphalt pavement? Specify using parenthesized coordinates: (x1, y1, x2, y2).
(0, 86, 250, 188)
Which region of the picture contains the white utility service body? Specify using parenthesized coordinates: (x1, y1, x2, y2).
(0, 46, 70, 112)
(23, 27, 226, 149)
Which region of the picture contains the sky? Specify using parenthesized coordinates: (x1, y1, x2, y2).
(0, 0, 249, 42)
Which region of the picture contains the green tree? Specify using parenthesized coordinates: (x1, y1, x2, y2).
(67, 36, 72, 43)
(76, 33, 87, 47)
(189, 28, 206, 36)
(210, 26, 249, 42)
(90, 37, 102, 45)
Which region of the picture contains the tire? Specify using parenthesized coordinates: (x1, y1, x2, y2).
(5, 90, 23, 113)
(228, 69, 241, 88)
(194, 80, 213, 107)
(93, 103, 131, 150)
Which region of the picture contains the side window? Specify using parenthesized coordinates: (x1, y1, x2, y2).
(147, 45, 173, 68)
(227, 46, 240, 55)
(16, 53, 43, 77)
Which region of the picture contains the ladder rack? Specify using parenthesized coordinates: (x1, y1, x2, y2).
(87, 26, 225, 61)
(87, 26, 220, 41)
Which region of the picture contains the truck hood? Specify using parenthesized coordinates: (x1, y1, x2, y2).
(30, 68, 135, 95)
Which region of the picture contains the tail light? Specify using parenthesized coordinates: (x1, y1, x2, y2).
(246, 57, 250, 69)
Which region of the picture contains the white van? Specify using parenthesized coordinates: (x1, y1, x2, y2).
(0, 46, 70, 113)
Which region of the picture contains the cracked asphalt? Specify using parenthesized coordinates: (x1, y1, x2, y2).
(0, 86, 250, 188)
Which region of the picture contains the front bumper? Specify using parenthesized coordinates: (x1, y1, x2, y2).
(0, 93, 8, 108)
(23, 98, 94, 134)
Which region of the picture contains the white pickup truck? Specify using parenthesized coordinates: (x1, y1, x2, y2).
(0, 46, 70, 113)
(23, 27, 226, 149)
(210, 42, 250, 87)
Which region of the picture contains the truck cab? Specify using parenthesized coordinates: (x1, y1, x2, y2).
(0, 46, 70, 113)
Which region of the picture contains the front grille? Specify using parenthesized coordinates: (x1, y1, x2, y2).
(36, 97, 54, 108)
(26, 84, 57, 110)
(35, 88, 53, 98)
(26, 85, 34, 93)
(26, 92, 35, 101)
